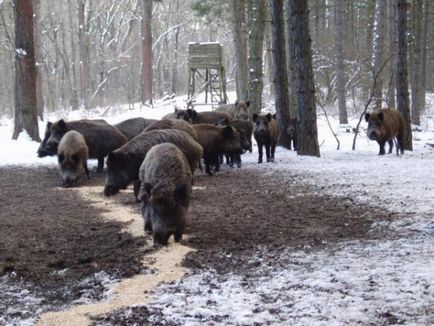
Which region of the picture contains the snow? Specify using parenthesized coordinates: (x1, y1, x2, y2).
(1, 92, 434, 324)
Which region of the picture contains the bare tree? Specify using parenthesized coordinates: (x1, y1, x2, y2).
(410, 0, 426, 125)
(141, 0, 153, 105)
(231, 0, 249, 101)
(270, 0, 291, 148)
(247, 0, 267, 114)
(12, 0, 40, 141)
(290, 0, 320, 157)
(372, 0, 387, 108)
(386, 0, 396, 108)
(396, 0, 412, 151)
(334, 0, 348, 125)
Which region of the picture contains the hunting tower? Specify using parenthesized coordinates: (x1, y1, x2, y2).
(187, 42, 228, 107)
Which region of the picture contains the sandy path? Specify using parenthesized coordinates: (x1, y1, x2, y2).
(37, 184, 193, 326)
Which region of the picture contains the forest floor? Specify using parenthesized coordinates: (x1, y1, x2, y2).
(0, 161, 403, 325)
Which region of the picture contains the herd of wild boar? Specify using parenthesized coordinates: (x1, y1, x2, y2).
(37, 101, 407, 245)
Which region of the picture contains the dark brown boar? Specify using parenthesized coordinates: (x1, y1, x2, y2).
(114, 117, 157, 140)
(217, 118, 253, 168)
(175, 108, 232, 124)
(45, 119, 128, 172)
(365, 108, 406, 155)
(104, 129, 203, 199)
(57, 130, 89, 187)
(37, 119, 107, 157)
(253, 113, 278, 163)
(143, 119, 198, 141)
(193, 124, 243, 175)
(139, 143, 192, 245)
(37, 122, 53, 157)
(215, 101, 250, 120)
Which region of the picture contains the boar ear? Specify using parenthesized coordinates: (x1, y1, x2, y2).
(266, 113, 272, 121)
(174, 107, 178, 113)
(364, 113, 371, 122)
(223, 125, 234, 138)
(175, 183, 188, 203)
(58, 119, 66, 129)
(245, 101, 250, 107)
(252, 113, 259, 122)
(272, 113, 277, 120)
(235, 100, 239, 108)
(47, 121, 52, 128)
(378, 112, 384, 122)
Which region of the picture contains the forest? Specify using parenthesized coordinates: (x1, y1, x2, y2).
(1, 0, 434, 325)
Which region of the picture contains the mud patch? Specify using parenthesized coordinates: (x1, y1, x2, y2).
(0, 167, 147, 323)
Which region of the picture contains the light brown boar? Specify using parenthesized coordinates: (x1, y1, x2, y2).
(139, 143, 192, 245)
(57, 130, 89, 187)
(365, 108, 406, 155)
(143, 119, 198, 141)
(215, 101, 250, 120)
(175, 108, 232, 124)
(114, 117, 158, 140)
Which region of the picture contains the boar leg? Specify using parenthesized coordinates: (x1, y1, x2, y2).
(174, 230, 182, 242)
(396, 134, 404, 155)
(378, 140, 386, 155)
(266, 144, 272, 162)
(271, 143, 276, 161)
(257, 142, 263, 163)
(133, 180, 141, 202)
(144, 214, 153, 233)
(96, 157, 104, 173)
(388, 140, 394, 154)
(204, 157, 213, 176)
(84, 161, 90, 179)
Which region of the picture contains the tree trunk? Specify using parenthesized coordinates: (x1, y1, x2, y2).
(410, 0, 424, 125)
(291, 0, 320, 157)
(386, 0, 396, 108)
(32, 0, 44, 119)
(284, 0, 297, 120)
(12, 0, 40, 141)
(396, 0, 412, 151)
(141, 0, 153, 105)
(270, 0, 291, 149)
(372, 0, 387, 108)
(78, 0, 90, 110)
(231, 0, 249, 101)
(334, 0, 348, 125)
(247, 0, 267, 114)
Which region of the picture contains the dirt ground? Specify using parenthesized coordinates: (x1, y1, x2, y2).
(0, 165, 392, 325)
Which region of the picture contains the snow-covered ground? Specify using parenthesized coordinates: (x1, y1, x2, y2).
(1, 93, 434, 325)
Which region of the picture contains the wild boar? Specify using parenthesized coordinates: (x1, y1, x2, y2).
(192, 124, 243, 175)
(57, 130, 89, 187)
(253, 113, 278, 163)
(215, 101, 250, 120)
(37, 122, 53, 157)
(143, 119, 198, 141)
(37, 119, 107, 158)
(139, 143, 192, 245)
(104, 129, 203, 199)
(365, 108, 406, 155)
(114, 117, 157, 140)
(175, 108, 232, 125)
(217, 118, 253, 168)
(45, 119, 128, 172)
